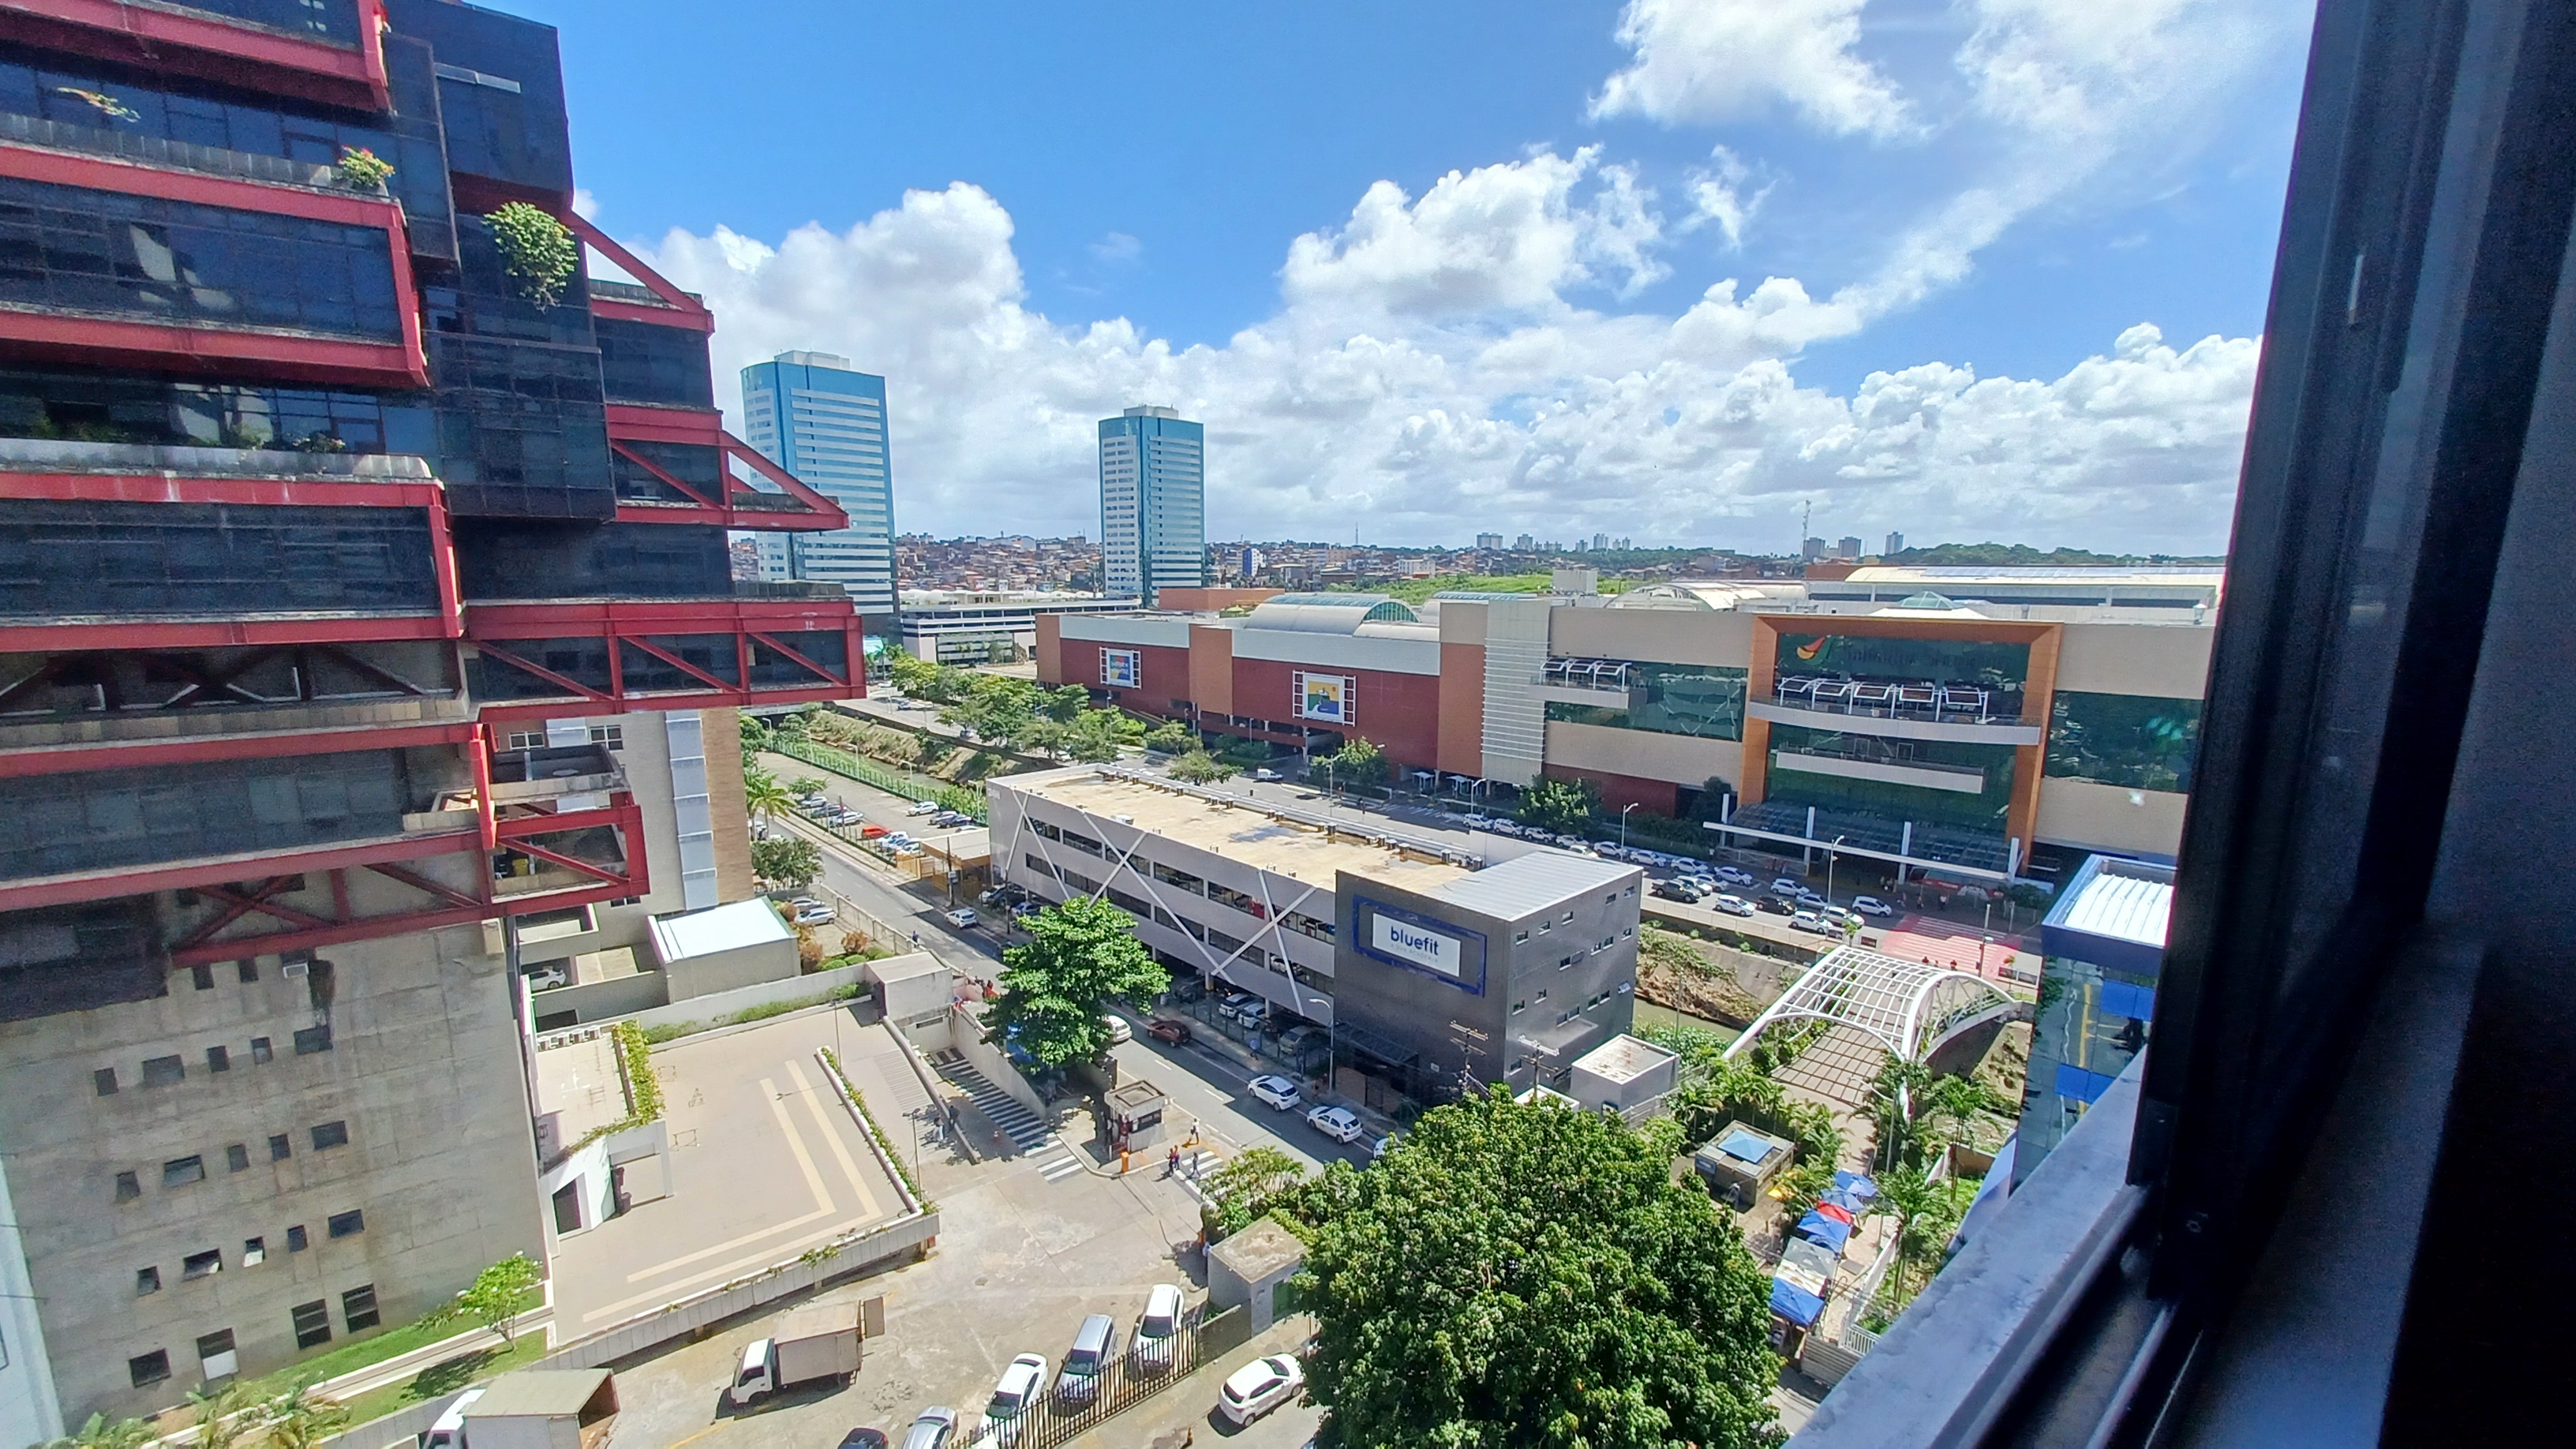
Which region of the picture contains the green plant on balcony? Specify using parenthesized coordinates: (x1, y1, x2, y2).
(487, 201, 578, 309)
(335, 146, 395, 192)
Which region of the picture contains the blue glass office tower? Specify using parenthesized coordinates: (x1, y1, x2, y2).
(743, 352, 897, 627)
(1099, 405, 1206, 605)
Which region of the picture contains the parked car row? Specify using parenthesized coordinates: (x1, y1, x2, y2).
(914, 1286, 1195, 1445)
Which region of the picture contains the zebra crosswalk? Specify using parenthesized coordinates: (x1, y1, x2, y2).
(930, 1051, 1086, 1181)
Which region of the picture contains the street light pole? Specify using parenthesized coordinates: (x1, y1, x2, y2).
(1826, 834, 1847, 906)
(1620, 802, 1640, 849)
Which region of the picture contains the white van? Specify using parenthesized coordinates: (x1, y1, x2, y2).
(419, 1387, 486, 1449)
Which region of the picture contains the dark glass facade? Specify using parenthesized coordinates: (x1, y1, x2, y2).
(387, 0, 574, 196)
(1763, 721, 2016, 832)
(0, 177, 401, 339)
(0, 500, 438, 618)
(452, 521, 732, 601)
(608, 437, 722, 505)
(1545, 662, 1747, 740)
(0, 365, 433, 454)
(0, 749, 415, 880)
(594, 316, 715, 408)
(2046, 690, 2202, 792)
(1773, 633, 2030, 690)
(422, 214, 613, 518)
(177, 0, 361, 43)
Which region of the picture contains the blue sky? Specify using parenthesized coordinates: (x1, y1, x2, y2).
(519, 0, 2314, 553)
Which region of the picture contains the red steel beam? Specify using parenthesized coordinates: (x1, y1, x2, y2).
(0, 474, 442, 510)
(494, 799, 637, 840)
(170, 874, 642, 967)
(0, 719, 477, 779)
(568, 214, 714, 327)
(466, 597, 857, 634)
(500, 837, 628, 886)
(470, 680, 859, 727)
(620, 634, 741, 695)
(0, 0, 390, 111)
(0, 614, 451, 653)
(604, 403, 723, 446)
(0, 145, 424, 388)
(0, 824, 478, 913)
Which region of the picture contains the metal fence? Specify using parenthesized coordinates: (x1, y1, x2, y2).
(968, 1304, 1253, 1447)
(772, 735, 991, 822)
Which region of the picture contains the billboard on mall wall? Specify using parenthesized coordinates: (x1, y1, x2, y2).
(1353, 896, 1485, 994)
(1294, 671, 1354, 724)
(1101, 648, 1141, 689)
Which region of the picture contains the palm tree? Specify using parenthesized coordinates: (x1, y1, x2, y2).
(260, 1386, 348, 1449)
(741, 766, 794, 826)
(43, 1414, 153, 1449)
(190, 1380, 264, 1449)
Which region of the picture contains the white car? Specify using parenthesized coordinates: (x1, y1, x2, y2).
(1305, 1104, 1365, 1142)
(1712, 894, 1756, 917)
(1248, 1074, 1301, 1110)
(1791, 910, 1833, 934)
(1100, 1013, 1133, 1044)
(987, 1353, 1048, 1421)
(1773, 876, 1805, 895)
(793, 904, 837, 927)
(908, 800, 941, 815)
(1715, 865, 1757, 886)
(1852, 895, 1895, 917)
(1130, 1283, 1186, 1373)
(1218, 1354, 1305, 1426)
(1252, 768, 1282, 781)
(1462, 813, 1492, 827)
(944, 907, 980, 928)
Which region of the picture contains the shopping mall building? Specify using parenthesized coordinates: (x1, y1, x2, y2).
(1036, 567, 2217, 885)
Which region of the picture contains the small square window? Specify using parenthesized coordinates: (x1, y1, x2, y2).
(327, 1210, 365, 1239)
(93, 1066, 118, 1096)
(242, 1237, 266, 1266)
(1511, 1001, 1526, 1014)
(207, 1045, 230, 1073)
(341, 1283, 380, 1332)
(269, 1134, 290, 1162)
(141, 1054, 184, 1087)
(310, 1121, 349, 1151)
(237, 960, 258, 983)
(285, 1225, 309, 1252)
(114, 1170, 140, 1202)
(1537, 921, 1551, 934)
(1561, 911, 1574, 924)
(182, 1249, 222, 1281)
(196, 1329, 234, 1361)
(1515, 930, 1530, 943)
(189, 963, 214, 990)
(225, 1144, 249, 1173)
(290, 1299, 331, 1349)
(250, 1037, 274, 1064)
(1534, 990, 1548, 1003)
(136, 1266, 161, 1295)
(293, 1024, 332, 1055)
(129, 1350, 170, 1387)
(163, 1155, 205, 1188)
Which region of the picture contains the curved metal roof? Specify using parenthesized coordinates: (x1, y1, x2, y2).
(1724, 945, 2012, 1068)
(1242, 593, 1421, 633)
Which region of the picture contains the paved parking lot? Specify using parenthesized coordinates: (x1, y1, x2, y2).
(550, 1012, 904, 1332)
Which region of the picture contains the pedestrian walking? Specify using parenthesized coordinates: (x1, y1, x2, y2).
(1167, 1144, 1180, 1176)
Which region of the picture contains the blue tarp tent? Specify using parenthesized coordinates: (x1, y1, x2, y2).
(1769, 1275, 1827, 1327)
(1833, 1170, 1879, 1204)
(1795, 1208, 1855, 1254)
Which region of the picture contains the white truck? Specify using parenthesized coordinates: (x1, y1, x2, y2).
(729, 1305, 862, 1405)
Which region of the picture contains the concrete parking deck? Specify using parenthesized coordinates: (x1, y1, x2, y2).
(549, 1011, 904, 1332)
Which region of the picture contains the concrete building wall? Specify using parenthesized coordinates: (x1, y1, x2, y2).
(1544, 720, 1745, 794)
(2033, 777, 2193, 860)
(1477, 598, 1556, 787)
(0, 921, 545, 1425)
(1230, 657, 1442, 771)
(2054, 622, 2215, 698)
(1551, 605, 1754, 667)
(662, 937, 799, 1002)
(699, 708, 758, 903)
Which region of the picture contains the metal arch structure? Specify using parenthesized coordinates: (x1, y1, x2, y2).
(1724, 945, 2012, 1063)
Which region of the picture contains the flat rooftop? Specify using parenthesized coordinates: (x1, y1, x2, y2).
(998, 770, 1471, 892)
(648, 897, 792, 962)
(1427, 848, 1637, 919)
(2050, 855, 2177, 949)
(1572, 1032, 1679, 1085)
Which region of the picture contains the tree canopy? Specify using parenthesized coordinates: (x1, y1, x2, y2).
(1170, 748, 1237, 784)
(1303, 1089, 1783, 1449)
(751, 836, 821, 890)
(1516, 776, 1601, 833)
(986, 896, 1168, 1067)
(1320, 736, 1387, 787)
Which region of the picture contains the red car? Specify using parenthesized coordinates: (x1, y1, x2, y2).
(1147, 1019, 1191, 1046)
(859, 824, 889, 839)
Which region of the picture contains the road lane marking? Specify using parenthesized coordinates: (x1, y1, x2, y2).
(786, 1058, 882, 1221)
(762, 1071, 838, 1215)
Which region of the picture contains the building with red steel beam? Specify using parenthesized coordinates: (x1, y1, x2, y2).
(0, 2, 859, 1432)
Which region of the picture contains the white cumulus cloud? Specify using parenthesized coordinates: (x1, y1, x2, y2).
(1590, 0, 1916, 139)
(627, 155, 2256, 556)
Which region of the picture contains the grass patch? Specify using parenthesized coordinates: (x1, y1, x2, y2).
(635, 983, 866, 1046)
(331, 1333, 549, 1432)
(148, 1290, 541, 1432)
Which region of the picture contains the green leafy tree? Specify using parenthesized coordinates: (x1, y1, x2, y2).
(1320, 736, 1387, 788)
(751, 836, 822, 890)
(426, 1252, 542, 1348)
(1143, 721, 1196, 753)
(738, 712, 773, 769)
(1169, 749, 1236, 784)
(260, 1386, 348, 1449)
(1016, 718, 1069, 758)
(1042, 684, 1091, 723)
(1064, 708, 1139, 763)
(1202, 1145, 1309, 1237)
(787, 774, 826, 796)
(1515, 776, 1601, 833)
(987, 897, 1169, 1068)
(1303, 1088, 1782, 1449)
(43, 1413, 154, 1449)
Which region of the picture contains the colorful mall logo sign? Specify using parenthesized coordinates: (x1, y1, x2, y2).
(1294, 671, 1354, 724)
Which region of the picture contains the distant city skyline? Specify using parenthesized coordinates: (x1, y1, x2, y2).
(1099, 405, 1206, 605)
(743, 350, 898, 625)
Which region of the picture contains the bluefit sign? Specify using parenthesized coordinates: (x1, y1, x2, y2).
(1372, 915, 1461, 975)
(1354, 897, 1486, 994)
